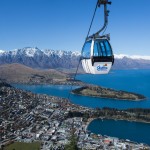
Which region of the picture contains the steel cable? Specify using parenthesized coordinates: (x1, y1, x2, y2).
(67, 0, 98, 101)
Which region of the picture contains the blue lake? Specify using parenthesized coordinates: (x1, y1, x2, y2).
(13, 69, 150, 145)
(88, 119, 150, 145)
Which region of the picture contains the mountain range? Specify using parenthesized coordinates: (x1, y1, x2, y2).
(0, 47, 150, 70)
(0, 47, 80, 69)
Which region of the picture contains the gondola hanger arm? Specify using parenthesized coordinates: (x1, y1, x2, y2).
(88, 0, 111, 39)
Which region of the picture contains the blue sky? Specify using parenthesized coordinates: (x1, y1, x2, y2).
(0, 0, 150, 55)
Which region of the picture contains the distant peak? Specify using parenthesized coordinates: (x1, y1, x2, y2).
(0, 50, 5, 53)
(114, 54, 150, 60)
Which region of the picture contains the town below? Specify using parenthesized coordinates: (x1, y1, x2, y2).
(0, 79, 150, 149)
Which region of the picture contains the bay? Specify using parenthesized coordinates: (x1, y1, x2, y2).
(87, 119, 150, 145)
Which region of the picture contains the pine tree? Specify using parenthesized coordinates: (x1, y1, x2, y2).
(64, 131, 79, 150)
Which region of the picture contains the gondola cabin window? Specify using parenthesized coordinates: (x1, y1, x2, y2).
(104, 40, 112, 56)
(93, 39, 112, 57)
(82, 40, 92, 59)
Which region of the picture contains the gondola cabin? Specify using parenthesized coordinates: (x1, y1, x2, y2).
(81, 37, 114, 74)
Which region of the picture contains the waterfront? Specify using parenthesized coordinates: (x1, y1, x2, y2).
(2, 80, 149, 149)
(13, 70, 150, 145)
(88, 119, 150, 145)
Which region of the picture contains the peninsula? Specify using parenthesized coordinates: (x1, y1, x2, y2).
(72, 85, 146, 100)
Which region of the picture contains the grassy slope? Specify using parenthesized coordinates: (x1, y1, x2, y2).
(4, 142, 40, 150)
(0, 63, 68, 83)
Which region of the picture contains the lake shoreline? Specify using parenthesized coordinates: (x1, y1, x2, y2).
(11, 80, 146, 101)
(87, 117, 150, 129)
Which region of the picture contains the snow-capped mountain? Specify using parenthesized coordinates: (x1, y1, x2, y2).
(113, 54, 150, 69)
(0, 47, 81, 69)
(0, 47, 150, 69)
(0, 50, 4, 54)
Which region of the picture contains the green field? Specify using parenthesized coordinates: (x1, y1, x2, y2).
(4, 142, 40, 150)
